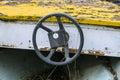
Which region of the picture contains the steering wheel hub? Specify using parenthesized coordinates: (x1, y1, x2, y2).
(53, 33, 59, 39)
(48, 30, 69, 49)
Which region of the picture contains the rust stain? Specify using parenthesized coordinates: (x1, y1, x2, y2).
(0, 44, 105, 56)
(40, 47, 78, 53)
(83, 50, 105, 56)
(40, 47, 51, 51)
(0, 44, 15, 48)
(40, 47, 105, 56)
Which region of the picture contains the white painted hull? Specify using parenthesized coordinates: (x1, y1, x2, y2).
(0, 20, 120, 57)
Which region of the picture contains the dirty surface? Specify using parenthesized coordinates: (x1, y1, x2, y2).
(0, 20, 120, 57)
(0, 0, 120, 27)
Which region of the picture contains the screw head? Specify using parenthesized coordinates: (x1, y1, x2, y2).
(53, 33, 59, 39)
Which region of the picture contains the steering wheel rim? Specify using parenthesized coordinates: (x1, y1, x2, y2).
(32, 13, 84, 65)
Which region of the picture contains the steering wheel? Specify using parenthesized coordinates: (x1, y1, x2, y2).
(32, 13, 84, 65)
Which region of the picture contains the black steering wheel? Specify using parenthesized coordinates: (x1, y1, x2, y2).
(32, 13, 84, 65)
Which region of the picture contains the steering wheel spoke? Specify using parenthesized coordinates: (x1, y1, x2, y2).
(46, 48, 56, 60)
(40, 24, 53, 32)
(64, 44, 70, 59)
(56, 15, 65, 31)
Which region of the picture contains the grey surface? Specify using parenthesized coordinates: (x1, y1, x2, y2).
(0, 48, 120, 80)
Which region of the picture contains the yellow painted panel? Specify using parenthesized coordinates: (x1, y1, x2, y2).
(0, 0, 120, 27)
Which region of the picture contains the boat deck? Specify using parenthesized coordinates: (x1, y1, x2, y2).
(0, 0, 120, 57)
